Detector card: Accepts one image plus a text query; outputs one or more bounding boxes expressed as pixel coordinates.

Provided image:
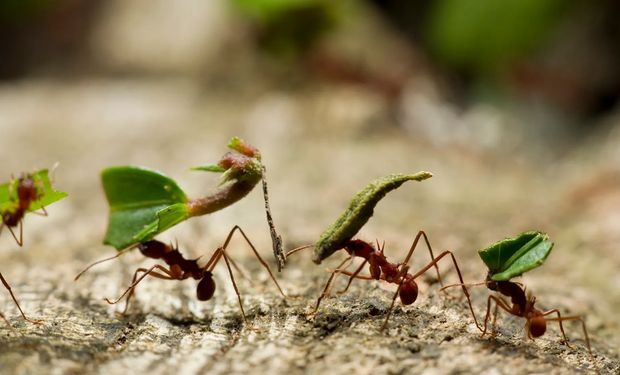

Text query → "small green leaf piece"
[0,169,67,213]
[191,165,227,173]
[478,231,554,281]
[102,166,188,250]
[313,172,433,264]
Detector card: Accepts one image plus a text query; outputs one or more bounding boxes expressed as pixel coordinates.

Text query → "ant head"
[529,315,547,338]
[137,240,169,259]
[2,209,22,226]
[399,277,418,305]
[485,273,498,291]
[197,272,216,301]
[345,240,374,258]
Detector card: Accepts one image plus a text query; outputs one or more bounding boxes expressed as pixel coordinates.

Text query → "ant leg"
[410,250,482,331]
[218,248,248,324]
[217,253,253,285]
[336,259,368,294]
[542,310,592,355]
[491,300,499,337]
[218,225,286,297]
[0,310,14,330]
[202,247,250,323]
[5,221,23,247]
[313,256,352,314]
[482,295,513,338]
[400,231,443,286]
[0,272,41,324]
[29,206,48,217]
[105,265,175,308]
[120,266,177,314]
[380,265,411,332]
[74,248,134,281]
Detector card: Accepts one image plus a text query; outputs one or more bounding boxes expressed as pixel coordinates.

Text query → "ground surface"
[0,78,619,374]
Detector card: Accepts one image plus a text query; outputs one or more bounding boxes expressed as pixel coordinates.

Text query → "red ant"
[442,276,594,364]
[287,231,481,331]
[0,173,47,247]
[76,226,286,323]
[1,173,47,327]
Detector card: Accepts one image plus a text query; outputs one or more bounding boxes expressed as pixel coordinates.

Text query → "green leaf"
[102,166,188,250]
[313,172,433,264]
[478,231,554,281]
[191,164,226,173]
[0,169,67,213]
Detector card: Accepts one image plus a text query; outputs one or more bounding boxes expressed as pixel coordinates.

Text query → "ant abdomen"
[530,316,547,337]
[399,278,418,305]
[197,273,216,301]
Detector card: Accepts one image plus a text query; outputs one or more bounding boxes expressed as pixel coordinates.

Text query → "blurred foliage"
[0,0,56,24]
[424,0,573,75]
[232,0,342,56]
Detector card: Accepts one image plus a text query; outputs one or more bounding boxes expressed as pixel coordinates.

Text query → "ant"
[1,173,48,327]
[76,226,286,323]
[0,173,47,247]
[442,276,594,364]
[287,230,481,331]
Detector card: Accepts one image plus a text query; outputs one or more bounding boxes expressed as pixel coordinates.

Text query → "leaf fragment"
[313,172,433,264]
[478,231,554,281]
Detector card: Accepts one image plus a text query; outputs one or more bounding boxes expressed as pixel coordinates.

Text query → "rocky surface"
[0,78,619,374]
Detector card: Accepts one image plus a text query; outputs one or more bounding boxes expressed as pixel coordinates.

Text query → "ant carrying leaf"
[442,231,596,369]
[83,226,285,322]
[479,231,553,282]
[0,167,67,326]
[287,172,481,330]
[77,137,286,318]
[98,136,284,269]
[0,169,68,246]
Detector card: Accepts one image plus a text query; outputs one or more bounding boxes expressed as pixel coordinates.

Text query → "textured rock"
[0,79,619,374]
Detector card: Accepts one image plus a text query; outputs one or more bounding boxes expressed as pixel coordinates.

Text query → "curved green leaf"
[102,166,188,250]
[313,172,433,264]
[0,169,67,213]
[478,231,553,281]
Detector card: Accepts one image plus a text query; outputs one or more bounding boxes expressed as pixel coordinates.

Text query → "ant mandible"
[480,277,592,356]
[0,173,47,247]
[287,230,481,331]
[76,225,286,323]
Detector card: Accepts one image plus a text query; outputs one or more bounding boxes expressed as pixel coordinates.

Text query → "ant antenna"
[440,280,490,292]
[285,244,314,258]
